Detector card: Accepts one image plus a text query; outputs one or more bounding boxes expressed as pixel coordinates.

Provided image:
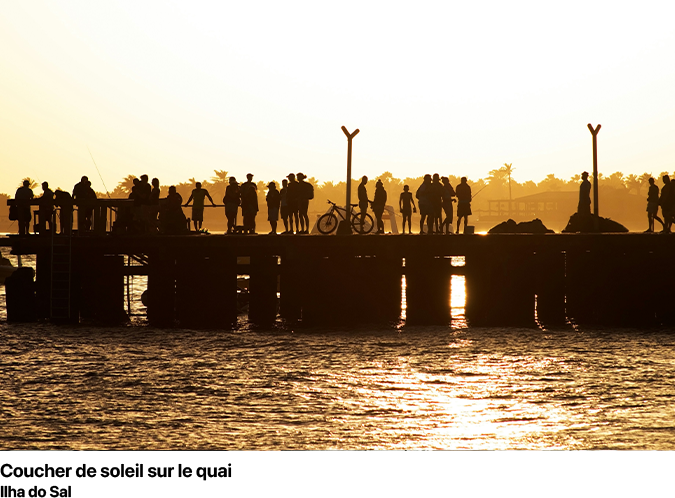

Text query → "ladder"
[50,214,72,321]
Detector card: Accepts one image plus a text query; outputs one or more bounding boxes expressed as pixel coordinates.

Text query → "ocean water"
[1,248,675,450]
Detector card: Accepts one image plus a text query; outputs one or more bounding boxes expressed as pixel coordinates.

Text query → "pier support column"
[176,252,237,329]
[35,250,51,319]
[405,254,451,325]
[80,254,127,324]
[147,250,176,327]
[248,255,279,326]
[5,267,37,323]
[466,249,535,327]
[300,252,350,326]
[279,250,305,322]
[534,250,566,327]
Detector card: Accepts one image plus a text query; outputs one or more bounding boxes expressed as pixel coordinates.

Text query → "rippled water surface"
[1,322,675,450]
[2,248,675,450]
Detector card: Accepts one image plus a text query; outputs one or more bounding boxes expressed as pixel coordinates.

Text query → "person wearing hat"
[296,172,314,234]
[266,181,281,234]
[286,173,300,234]
[578,171,591,216]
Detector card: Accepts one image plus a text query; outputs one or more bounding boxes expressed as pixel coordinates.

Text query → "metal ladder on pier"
[50,220,72,321]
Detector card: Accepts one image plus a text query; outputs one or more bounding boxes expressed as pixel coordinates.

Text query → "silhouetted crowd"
[16,170,675,236]
[10,172,477,236]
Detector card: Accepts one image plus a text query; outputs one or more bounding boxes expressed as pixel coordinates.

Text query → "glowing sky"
[1,0,674,194]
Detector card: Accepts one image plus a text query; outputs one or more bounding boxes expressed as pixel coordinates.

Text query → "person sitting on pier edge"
[185,181,215,232]
[659,175,674,234]
[223,177,240,234]
[266,181,281,234]
[372,179,387,234]
[279,179,290,233]
[161,185,188,234]
[54,189,73,235]
[38,181,54,235]
[286,173,300,234]
[296,173,313,234]
[441,177,456,234]
[399,185,416,235]
[240,173,258,234]
[15,179,34,236]
[357,176,371,234]
[646,177,664,233]
[577,171,591,215]
[416,174,432,234]
[455,177,472,234]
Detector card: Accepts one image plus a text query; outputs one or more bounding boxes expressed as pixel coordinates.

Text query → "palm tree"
[625,174,641,195]
[211,170,229,184]
[502,163,514,201]
[116,174,136,194]
[20,177,38,189]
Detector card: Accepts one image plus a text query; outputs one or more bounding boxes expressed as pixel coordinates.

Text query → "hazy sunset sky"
[1,0,674,194]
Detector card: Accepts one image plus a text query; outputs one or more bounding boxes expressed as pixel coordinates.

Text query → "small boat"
[0,256,17,285]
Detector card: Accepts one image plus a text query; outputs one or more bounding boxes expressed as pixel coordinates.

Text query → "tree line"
[10,166,674,214]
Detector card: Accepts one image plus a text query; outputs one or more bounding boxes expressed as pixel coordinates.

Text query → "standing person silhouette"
[38,181,54,234]
[416,174,432,234]
[72,175,89,233]
[185,181,215,232]
[399,185,416,234]
[286,173,300,234]
[430,174,445,233]
[578,171,591,215]
[15,179,34,236]
[279,179,290,233]
[240,173,258,234]
[357,176,371,234]
[660,175,674,233]
[223,177,240,234]
[82,180,97,231]
[266,181,281,234]
[149,178,161,233]
[440,177,456,234]
[455,177,472,234]
[646,177,664,233]
[296,173,313,234]
[372,179,387,234]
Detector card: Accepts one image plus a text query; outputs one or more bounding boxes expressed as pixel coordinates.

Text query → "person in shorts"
[399,185,416,234]
[185,182,215,232]
[266,181,281,234]
[455,177,472,234]
[646,177,663,233]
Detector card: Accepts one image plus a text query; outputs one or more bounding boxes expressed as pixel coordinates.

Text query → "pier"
[3,227,674,328]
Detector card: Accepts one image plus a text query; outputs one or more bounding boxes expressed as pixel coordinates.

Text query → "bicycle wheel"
[317,213,339,234]
[351,212,374,234]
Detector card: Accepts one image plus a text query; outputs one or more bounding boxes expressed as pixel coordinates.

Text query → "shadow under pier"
[3,233,674,329]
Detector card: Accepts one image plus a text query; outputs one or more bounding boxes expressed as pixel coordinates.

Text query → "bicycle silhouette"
[317,200,374,234]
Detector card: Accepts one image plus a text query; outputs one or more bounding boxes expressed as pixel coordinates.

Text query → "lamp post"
[338,126,359,235]
[587,123,601,217]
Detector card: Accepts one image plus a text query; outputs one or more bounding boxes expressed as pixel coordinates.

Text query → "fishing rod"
[471,184,488,200]
[87,146,111,199]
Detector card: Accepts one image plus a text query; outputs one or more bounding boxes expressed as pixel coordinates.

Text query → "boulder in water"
[562,213,628,233]
[488,218,554,234]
